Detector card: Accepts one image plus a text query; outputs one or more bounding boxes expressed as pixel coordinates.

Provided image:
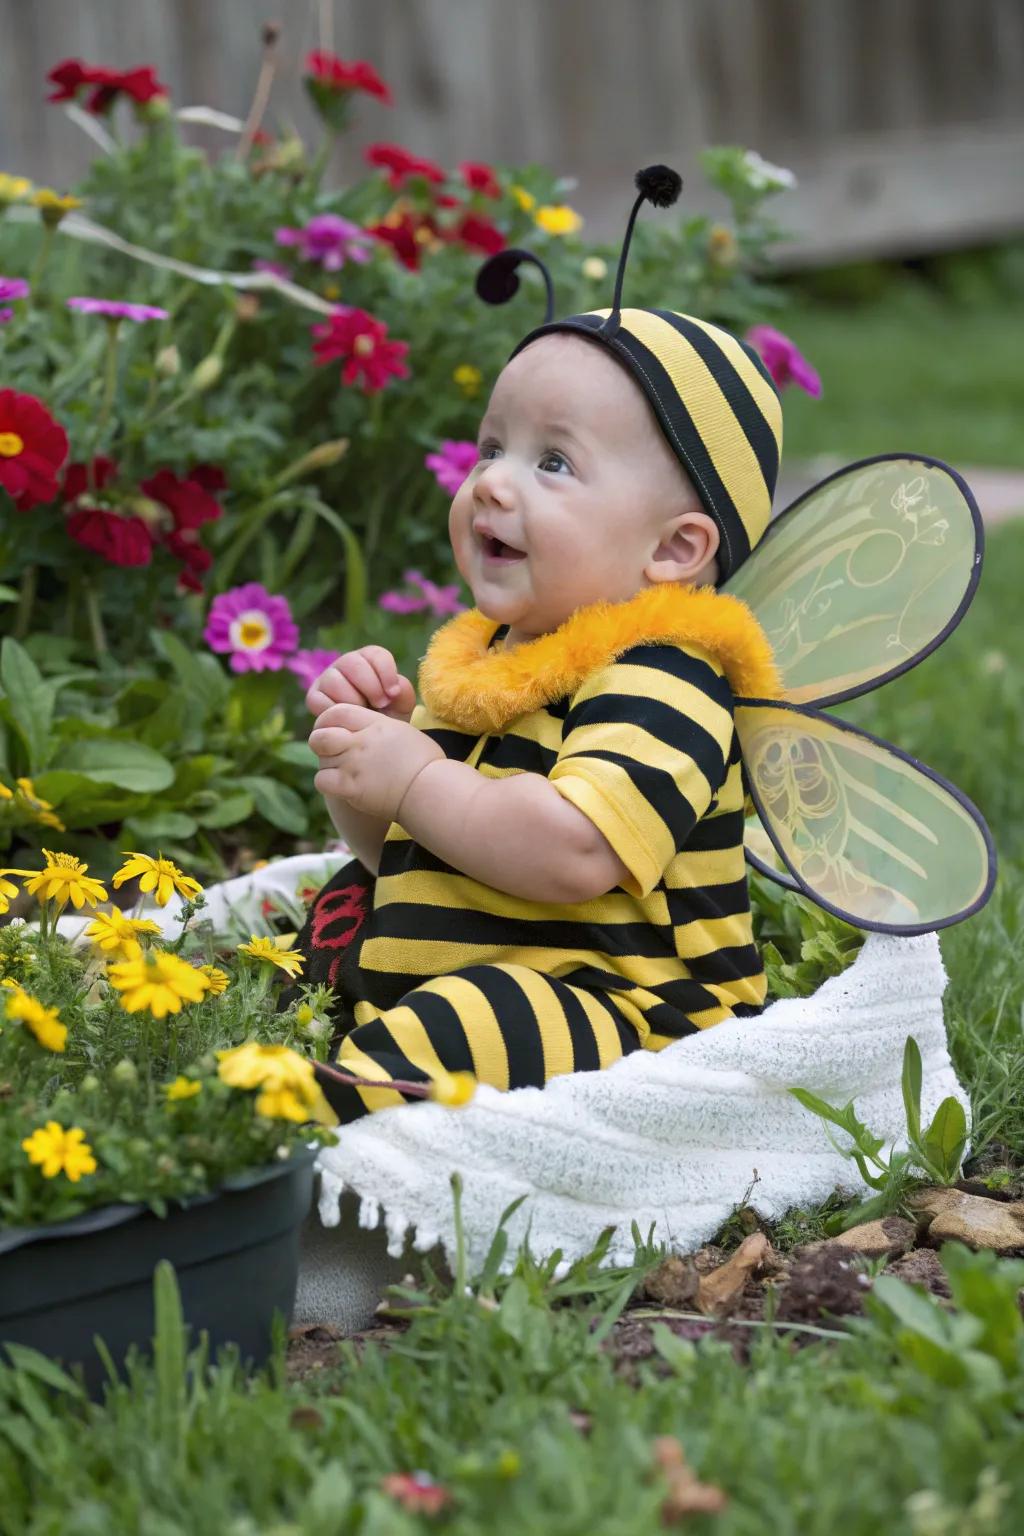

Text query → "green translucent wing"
[724,455,982,706]
[737,701,996,933]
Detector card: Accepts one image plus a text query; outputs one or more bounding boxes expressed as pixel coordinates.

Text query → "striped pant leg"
[319,963,646,1123]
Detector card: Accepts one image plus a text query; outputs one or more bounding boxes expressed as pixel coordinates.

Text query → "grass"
[777,272,1024,471]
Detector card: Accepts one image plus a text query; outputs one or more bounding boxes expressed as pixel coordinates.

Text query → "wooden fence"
[2,0,1023,262]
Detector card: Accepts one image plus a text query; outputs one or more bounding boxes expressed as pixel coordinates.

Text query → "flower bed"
[0,36,819,882]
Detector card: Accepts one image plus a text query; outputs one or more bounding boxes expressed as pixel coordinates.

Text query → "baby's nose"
[473,460,515,506]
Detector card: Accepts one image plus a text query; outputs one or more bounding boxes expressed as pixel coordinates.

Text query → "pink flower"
[67,297,169,323]
[311,306,410,394]
[203,583,299,673]
[379,569,465,618]
[380,1472,451,1516]
[0,278,29,302]
[274,214,376,273]
[745,325,822,398]
[425,440,479,497]
[0,309,12,325]
[285,648,341,690]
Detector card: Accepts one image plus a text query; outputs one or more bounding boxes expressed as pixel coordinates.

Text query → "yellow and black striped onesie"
[314,584,781,1121]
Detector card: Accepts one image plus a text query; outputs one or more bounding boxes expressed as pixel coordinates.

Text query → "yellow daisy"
[24,850,107,913]
[534,204,583,236]
[112,852,203,907]
[510,184,536,212]
[31,188,83,226]
[0,174,32,203]
[453,363,483,399]
[0,782,12,799]
[22,1122,97,1182]
[199,964,230,996]
[84,909,163,957]
[217,1041,336,1126]
[5,988,67,1052]
[107,948,208,1019]
[15,778,66,832]
[237,935,304,979]
[165,1075,202,1102]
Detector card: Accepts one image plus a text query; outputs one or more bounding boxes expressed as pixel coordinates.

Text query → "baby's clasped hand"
[309,703,445,823]
[305,646,417,721]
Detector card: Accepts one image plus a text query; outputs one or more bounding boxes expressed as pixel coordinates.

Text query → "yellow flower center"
[353,334,375,357]
[228,611,271,651]
[0,433,24,458]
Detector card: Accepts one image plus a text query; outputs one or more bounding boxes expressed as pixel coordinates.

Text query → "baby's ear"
[646,511,720,584]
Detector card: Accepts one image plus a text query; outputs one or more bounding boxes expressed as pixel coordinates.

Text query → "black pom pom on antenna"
[634,164,682,209]
[475,249,527,306]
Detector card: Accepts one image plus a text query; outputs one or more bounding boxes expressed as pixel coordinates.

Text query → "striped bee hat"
[476,166,783,581]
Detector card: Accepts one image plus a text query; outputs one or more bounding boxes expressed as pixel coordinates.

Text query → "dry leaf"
[643,1256,700,1309]
[652,1438,728,1523]
[696,1232,773,1315]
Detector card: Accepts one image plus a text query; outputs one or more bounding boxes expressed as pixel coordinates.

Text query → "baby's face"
[449,334,712,647]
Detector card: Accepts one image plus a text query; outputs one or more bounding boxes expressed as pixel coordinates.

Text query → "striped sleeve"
[409,702,480,763]
[548,642,735,899]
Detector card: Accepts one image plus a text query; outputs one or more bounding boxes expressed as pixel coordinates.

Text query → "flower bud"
[581,255,607,282]
[80,1073,101,1094]
[235,293,261,322]
[155,344,181,377]
[112,1057,138,1087]
[123,494,168,533]
[190,355,223,393]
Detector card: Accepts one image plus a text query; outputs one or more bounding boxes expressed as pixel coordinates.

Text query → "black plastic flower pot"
[0,1151,315,1395]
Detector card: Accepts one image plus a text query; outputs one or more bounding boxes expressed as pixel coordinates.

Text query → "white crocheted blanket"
[57,853,964,1275]
[315,929,966,1274]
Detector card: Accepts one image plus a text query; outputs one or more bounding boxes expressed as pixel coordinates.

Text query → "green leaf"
[238,775,308,834]
[274,740,317,771]
[302,1463,353,1532]
[124,811,198,841]
[0,1344,83,1398]
[194,790,254,829]
[0,638,53,770]
[60,739,176,794]
[151,629,229,718]
[650,1322,698,1375]
[901,1037,923,1145]
[871,1275,977,1351]
[919,1098,968,1183]
[0,584,19,603]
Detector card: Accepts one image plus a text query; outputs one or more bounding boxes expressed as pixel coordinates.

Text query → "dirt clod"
[775,1244,870,1324]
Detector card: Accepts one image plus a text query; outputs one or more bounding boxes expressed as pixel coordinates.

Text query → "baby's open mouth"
[481,534,527,562]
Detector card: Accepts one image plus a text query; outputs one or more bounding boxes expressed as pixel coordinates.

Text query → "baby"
[300,170,783,1120]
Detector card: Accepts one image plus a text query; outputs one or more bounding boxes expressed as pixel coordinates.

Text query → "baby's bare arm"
[397,761,629,903]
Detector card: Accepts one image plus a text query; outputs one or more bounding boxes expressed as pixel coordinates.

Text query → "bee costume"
[295,166,996,1123]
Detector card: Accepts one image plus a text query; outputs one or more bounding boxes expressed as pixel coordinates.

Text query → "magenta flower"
[203,582,300,673]
[745,325,822,397]
[425,440,479,498]
[0,277,29,302]
[67,297,170,323]
[0,309,12,325]
[379,569,465,618]
[285,648,342,690]
[275,215,376,272]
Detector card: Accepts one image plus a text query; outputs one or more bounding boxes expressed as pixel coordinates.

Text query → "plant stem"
[90,320,122,466]
[29,227,54,296]
[83,579,108,660]
[12,564,37,640]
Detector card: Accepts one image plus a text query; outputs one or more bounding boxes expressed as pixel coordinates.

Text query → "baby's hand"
[306,647,417,722]
[309,703,444,823]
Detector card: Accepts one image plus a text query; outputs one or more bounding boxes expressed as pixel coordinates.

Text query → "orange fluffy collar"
[418,583,782,734]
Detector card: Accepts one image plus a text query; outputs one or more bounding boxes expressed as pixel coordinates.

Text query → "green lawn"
[778,281,1024,472]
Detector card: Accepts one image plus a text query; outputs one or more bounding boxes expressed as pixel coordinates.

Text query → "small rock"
[910,1188,1024,1253]
[886,1248,953,1299]
[825,1216,915,1258]
[697,1232,773,1315]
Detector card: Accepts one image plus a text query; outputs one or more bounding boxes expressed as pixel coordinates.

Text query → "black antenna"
[475,248,555,324]
[599,164,683,337]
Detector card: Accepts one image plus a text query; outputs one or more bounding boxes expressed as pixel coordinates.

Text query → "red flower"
[453,212,507,256]
[62,455,119,503]
[460,161,501,198]
[0,389,69,511]
[66,508,153,567]
[311,308,410,394]
[141,468,224,533]
[364,143,446,189]
[47,58,168,114]
[305,50,392,102]
[380,1473,451,1517]
[365,209,442,272]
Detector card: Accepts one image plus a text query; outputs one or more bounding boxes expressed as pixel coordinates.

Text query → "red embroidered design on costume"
[310,882,370,985]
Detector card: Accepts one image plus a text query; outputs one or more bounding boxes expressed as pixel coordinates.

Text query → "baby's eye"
[477,442,501,461]
[539,451,571,474]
